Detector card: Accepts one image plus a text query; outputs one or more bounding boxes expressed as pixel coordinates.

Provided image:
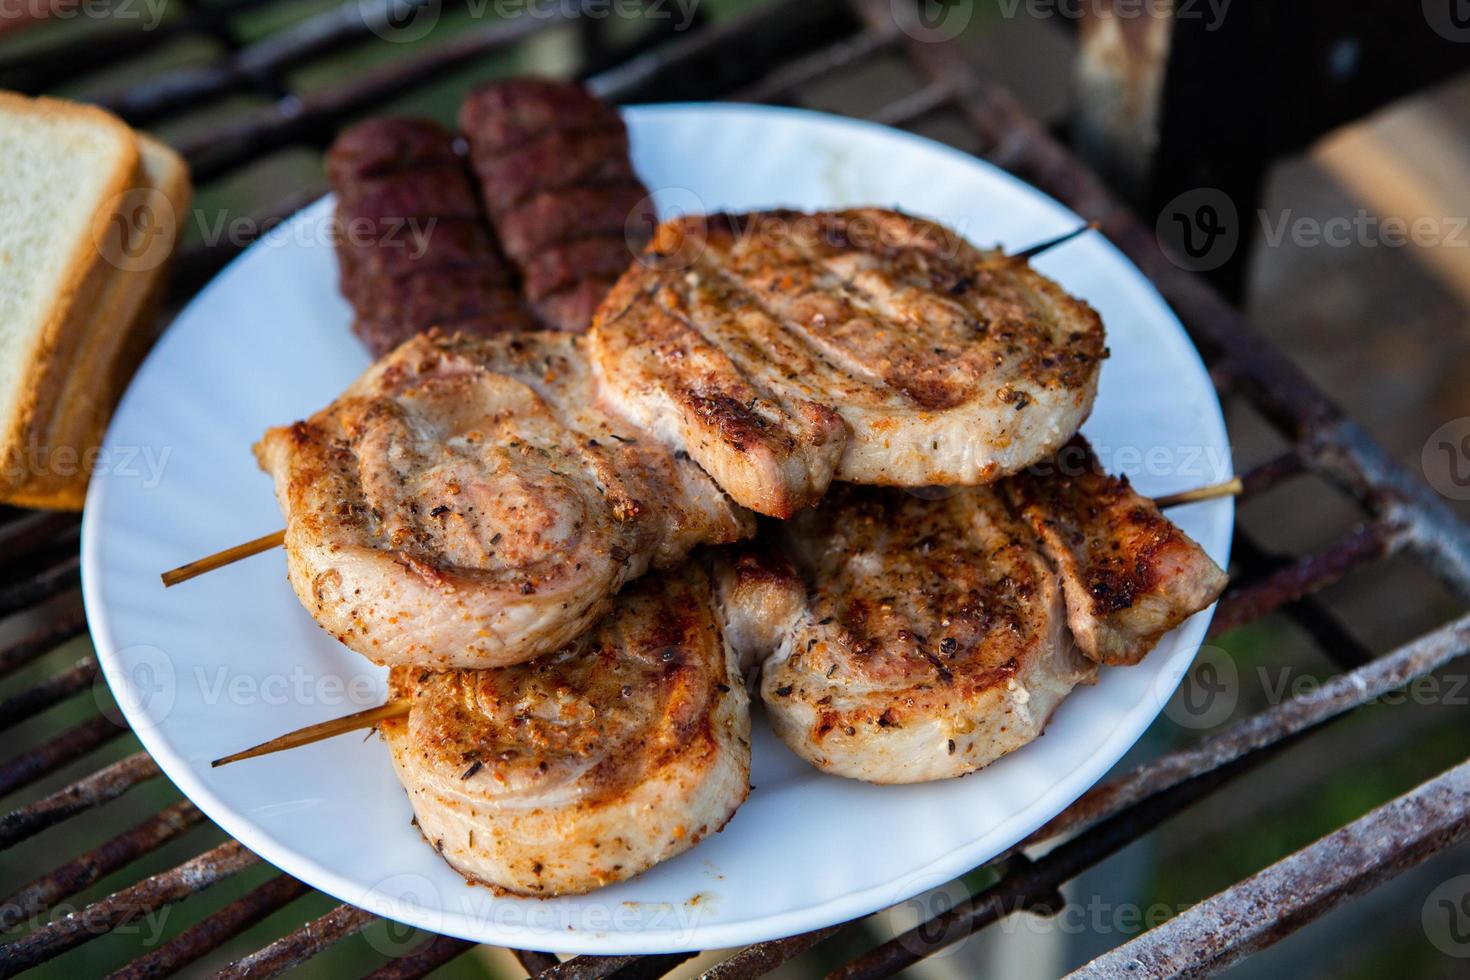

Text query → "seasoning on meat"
[590,208,1108,517]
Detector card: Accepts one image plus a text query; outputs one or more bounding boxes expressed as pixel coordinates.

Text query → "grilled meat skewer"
[718,437,1226,783]
[255,330,752,669]
[381,562,750,896]
[590,209,1107,517]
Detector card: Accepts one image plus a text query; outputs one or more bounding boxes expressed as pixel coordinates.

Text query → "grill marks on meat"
[254,331,752,669]
[460,80,655,332]
[590,209,1107,517]
[326,118,534,356]
[381,564,750,896]
[718,487,1095,784]
[715,444,1226,783]
[1005,436,1230,665]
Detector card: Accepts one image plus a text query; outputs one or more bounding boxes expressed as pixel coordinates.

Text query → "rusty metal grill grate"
[3,0,1470,976]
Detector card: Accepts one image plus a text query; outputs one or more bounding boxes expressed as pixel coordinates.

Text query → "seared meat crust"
[590,209,1107,517]
[326,118,535,356]
[1005,436,1229,665]
[255,331,752,669]
[720,486,1096,784]
[459,80,654,332]
[382,564,750,896]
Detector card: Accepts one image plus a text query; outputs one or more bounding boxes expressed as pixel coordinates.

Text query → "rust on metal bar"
[100,0,475,125]
[0,839,258,976]
[363,934,478,979]
[0,714,128,800]
[1069,759,1470,978]
[0,602,86,677]
[0,752,161,849]
[107,873,311,980]
[0,800,202,930]
[0,657,98,733]
[699,926,844,979]
[1028,613,1470,850]
[1238,450,1307,499]
[216,903,378,979]
[513,948,561,975]
[177,13,571,182]
[1208,521,1393,637]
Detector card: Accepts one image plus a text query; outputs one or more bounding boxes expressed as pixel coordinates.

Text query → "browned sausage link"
[326,117,534,356]
[459,80,656,332]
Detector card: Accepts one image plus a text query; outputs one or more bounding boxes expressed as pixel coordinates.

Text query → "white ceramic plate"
[82,104,1232,955]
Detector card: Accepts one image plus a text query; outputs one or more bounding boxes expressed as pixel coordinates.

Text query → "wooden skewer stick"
[161,529,285,587]
[1010,220,1101,261]
[211,699,411,768]
[1153,477,1243,509]
[164,471,1242,588]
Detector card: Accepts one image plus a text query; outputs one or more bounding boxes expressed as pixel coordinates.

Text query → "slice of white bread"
[0,94,190,510]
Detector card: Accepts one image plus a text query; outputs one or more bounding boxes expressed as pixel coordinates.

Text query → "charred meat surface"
[590,209,1107,517]
[327,117,534,356]
[718,486,1094,784]
[255,330,752,669]
[460,80,654,331]
[382,563,750,896]
[1006,436,1230,665]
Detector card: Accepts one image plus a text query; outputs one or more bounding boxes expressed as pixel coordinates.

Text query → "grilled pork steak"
[326,118,534,356]
[590,208,1107,517]
[1006,436,1230,665]
[382,563,750,896]
[717,445,1226,783]
[719,488,1095,784]
[255,331,752,669]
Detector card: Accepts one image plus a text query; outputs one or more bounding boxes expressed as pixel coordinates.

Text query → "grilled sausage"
[326,117,534,356]
[459,80,655,332]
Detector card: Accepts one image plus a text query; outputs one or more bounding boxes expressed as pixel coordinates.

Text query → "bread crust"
[0,94,142,505]
[0,99,187,510]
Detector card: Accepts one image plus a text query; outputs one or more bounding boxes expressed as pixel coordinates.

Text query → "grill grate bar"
[1068,758,1470,978]
[217,903,378,979]
[106,872,310,980]
[175,11,573,182]
[0,552,81,620]
[514,948,562,975]
[0,800,203,931]
[731,27,897,105]
[0,0,282,93]
[99,0,466,126]
[0,512,80,562]
[0,839,258,977]
[363,934,478,979]
[1208,521,1393,637]
[0,602,87,677]
[0,714,128,800]
[0,656,99,733]
[0,752,161,849]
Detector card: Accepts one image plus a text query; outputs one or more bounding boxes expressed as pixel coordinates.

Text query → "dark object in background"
[460,79,656,331]
[326,117,534,356]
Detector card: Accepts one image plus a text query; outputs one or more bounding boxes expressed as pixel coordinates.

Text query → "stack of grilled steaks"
[267,79,1228,896]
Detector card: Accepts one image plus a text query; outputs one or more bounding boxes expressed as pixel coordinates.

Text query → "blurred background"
[4,1,1470,976]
